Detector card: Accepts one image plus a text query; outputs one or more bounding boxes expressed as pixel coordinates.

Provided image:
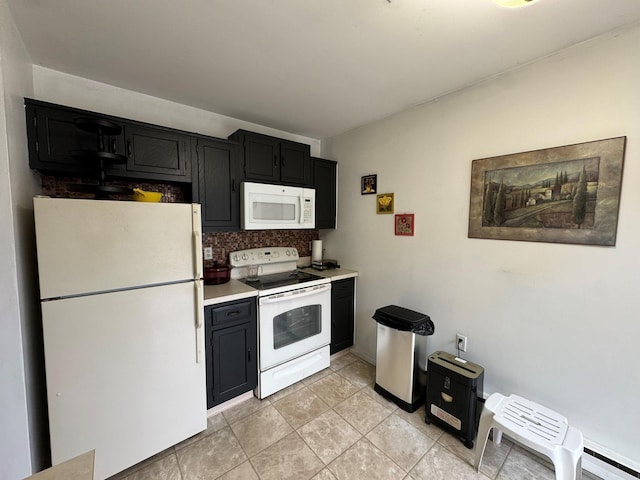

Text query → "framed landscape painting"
[468,137,626,246]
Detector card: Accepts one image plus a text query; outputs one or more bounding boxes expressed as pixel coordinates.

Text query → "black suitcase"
[424,351,484,448]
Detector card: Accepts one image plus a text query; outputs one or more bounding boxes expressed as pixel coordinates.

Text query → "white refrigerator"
[33,197,207,480]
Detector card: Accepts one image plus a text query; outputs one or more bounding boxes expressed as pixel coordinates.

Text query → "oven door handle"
[259,283,331,305]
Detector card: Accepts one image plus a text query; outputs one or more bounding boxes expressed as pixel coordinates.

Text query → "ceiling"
[6,0,640,139]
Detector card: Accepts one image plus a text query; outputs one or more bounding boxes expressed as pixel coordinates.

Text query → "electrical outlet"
[456,333,468,353]
[203,247,213,260]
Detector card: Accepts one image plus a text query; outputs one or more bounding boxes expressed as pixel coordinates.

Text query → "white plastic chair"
[474,393,583,480]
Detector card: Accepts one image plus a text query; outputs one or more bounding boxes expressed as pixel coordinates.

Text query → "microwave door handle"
[259,284,331,305]
[299,194,304,225]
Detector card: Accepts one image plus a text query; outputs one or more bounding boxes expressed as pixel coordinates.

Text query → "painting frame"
[395,214,415,236]
[468,136,626,246]
[376,193,394,214]
[361,174,377,195]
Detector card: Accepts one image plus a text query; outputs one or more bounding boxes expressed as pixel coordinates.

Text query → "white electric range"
[229,247,331,398]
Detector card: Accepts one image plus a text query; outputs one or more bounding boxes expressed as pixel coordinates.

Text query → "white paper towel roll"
[311,240,323,262]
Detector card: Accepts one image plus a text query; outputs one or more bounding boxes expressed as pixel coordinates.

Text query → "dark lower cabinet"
[193,137,241,231]
[313,157,337,229]
[330,278,355,354]
[205,298,257,408]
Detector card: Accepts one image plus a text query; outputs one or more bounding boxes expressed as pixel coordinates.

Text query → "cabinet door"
[26,101,125,176]
[243,134,280,183]
[210,322,257,407]
[331,278,355,354]
[313,158,337,229]
[122,124,191,181]
[280,141,312,186]
[229,130,312,186]
[196,138,241,231]
[205,299,257,408]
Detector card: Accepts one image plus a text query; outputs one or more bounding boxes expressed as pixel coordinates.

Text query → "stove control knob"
[233,254,239,262]
[242,254,248,261]
[285,250,291,256]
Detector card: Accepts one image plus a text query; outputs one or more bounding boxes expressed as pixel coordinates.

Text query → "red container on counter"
[204,262,231,285]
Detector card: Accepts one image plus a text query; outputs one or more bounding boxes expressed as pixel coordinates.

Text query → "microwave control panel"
[303,198,313,223]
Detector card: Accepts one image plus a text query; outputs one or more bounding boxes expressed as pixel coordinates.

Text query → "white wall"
[322,24,640,468]
[32,67,321,156]
[0,0,43,477]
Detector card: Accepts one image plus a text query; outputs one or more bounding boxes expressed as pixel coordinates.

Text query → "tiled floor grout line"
[252,362,419,480]
[240,363,364,479]
[298,362,410,478]
[174,450,185,480]
[490,442,513,480]
[250,371,365,479]
[113,354,594,480]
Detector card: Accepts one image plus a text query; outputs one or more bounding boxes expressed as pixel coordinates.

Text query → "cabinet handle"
[282,157,286,167]
[274,155,278,166]
[112,139,117,153]
[127,140,132,157]
[232,179,235,192]
[248,349,251,362]
[226,310,241,318]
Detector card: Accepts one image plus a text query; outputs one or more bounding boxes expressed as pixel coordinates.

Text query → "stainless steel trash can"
[373,305,434,412]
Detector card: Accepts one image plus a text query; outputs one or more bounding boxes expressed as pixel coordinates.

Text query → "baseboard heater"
[477,391,639,479]
[583,447,639,479]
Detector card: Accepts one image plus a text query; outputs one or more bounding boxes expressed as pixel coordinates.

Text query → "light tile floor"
[109,352,599,480]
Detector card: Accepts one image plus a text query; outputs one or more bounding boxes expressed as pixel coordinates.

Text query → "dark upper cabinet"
[25,98,191,182]
[205,299,257,408]
[331,277,355,355]
[26,100,126,176]
[120,124,190,181]
[229,129,313,187]
[280,141,313,185]
[193,137,241,231]
[242,133,280,182]
[313,157,337,229]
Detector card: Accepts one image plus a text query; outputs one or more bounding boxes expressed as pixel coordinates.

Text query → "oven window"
[273,305,322,349]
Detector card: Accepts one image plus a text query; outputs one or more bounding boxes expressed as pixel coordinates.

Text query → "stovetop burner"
[229,246,331,295]
[239,270,324,291]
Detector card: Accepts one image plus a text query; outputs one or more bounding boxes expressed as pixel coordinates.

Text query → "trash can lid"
[373,305,434,336]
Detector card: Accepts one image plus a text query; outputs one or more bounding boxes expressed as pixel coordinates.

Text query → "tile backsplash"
[203,230,319,266]
[41,175,187,203]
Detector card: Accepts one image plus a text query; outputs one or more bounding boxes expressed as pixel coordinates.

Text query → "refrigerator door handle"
[195,280,204,363]
[192,204,203,279]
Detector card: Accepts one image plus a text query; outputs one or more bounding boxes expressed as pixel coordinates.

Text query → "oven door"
[258,283,331,370]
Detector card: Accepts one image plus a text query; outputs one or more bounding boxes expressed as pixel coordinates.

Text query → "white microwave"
[241,182,315,230]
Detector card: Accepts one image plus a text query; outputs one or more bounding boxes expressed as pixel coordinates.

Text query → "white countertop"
[27,450,94,480]
[203,268,358,305]
[300,267,359,282]
[203,279,259,306]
